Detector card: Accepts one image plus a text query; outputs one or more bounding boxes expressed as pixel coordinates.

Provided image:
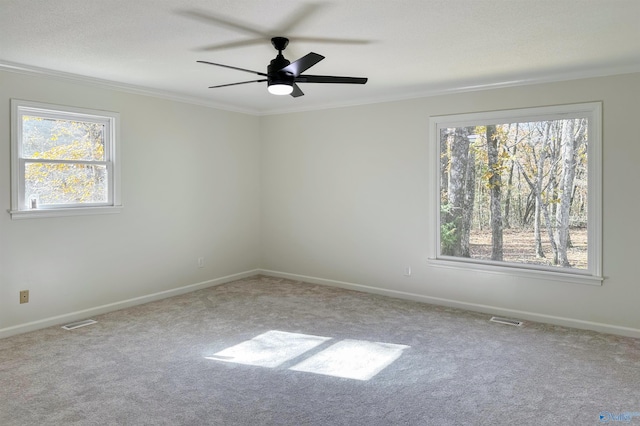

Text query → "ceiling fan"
[197,36,368,98]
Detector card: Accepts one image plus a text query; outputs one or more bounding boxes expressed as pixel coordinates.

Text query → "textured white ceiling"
[1,0,639,114]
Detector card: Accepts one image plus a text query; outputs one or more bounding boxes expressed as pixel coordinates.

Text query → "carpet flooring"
[1,275,639,425]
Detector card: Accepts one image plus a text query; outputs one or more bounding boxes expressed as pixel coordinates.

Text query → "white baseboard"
[4,268,638,340]
[258,269,640,339]
[0,269,260,340]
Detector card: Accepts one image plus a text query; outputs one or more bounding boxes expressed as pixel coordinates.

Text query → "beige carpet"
[1,275,639,425]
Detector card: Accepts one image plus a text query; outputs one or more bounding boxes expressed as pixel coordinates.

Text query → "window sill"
[8,205,123,220]
[427,257,603,286]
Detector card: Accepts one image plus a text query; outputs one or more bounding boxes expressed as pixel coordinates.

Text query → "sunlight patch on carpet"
[290,339,409,380]
[205,330,330,368]
[206,330,410,381]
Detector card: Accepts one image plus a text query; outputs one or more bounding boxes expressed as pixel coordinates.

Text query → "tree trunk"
[534,192,545,258]
[503,123,518,229]
[440,129,449,197]
[518,122,552,259]
[542,195,559,264]
[503,154,515,229]
[486,125,503,261]
[554,119,585,267]
[443,127,474,257]
[461,144,476,257]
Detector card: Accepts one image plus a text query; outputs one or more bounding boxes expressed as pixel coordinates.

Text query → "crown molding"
[259,63,640,115]
[3,59,640,117]
[0,60,260,115]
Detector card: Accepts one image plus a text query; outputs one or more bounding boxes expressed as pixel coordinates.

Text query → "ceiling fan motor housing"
[267,54,294,87]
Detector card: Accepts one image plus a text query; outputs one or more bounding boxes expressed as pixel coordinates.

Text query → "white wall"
[0,70,262,336]
[261,72,640,337]
[3,69,640,339]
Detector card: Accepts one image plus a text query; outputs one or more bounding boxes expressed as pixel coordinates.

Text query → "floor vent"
[490,316,523,327]
[62,319,97,330]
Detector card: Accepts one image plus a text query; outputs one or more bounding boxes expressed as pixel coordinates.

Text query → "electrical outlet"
[20,290,29,304]
[197,257,205,268]
[403,266,412,277]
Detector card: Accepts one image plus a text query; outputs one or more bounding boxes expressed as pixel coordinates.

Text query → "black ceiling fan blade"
[178,10,267,37]
[290,83,304,98]
[179,7,372,56]
[197,60,268,77]
[195,35,371,53]
[289,36,372,46]
[280,53,325,77]
[208,79,267,89]
[197,38,268,52]
[295,75,368,84]
[278,3,323,34]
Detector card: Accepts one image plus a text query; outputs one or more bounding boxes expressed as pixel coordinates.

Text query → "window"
[429,103,602,285]
[10,99,121,219]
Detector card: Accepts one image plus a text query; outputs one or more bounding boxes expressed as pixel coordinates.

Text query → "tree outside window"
[10,100,121,219]
[430,103,602,284]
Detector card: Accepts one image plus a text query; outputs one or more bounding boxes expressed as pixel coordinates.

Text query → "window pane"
[25,163,108,206]
[439,119,589,271]
[21,116,105,161]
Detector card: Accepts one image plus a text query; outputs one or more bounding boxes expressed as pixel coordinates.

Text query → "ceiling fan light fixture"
[267,82,294,96]
[199,36,367,99]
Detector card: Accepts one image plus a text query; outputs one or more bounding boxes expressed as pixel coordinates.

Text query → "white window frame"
[428,102,603,285]
[9,99,122,219]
